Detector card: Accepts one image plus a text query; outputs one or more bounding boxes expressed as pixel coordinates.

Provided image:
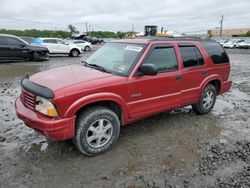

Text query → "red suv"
[15,38,232,156]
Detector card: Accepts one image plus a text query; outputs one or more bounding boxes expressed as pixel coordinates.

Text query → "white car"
[238,40,250,49]
[32,38,83,57]
[71,40,92,51]
[217,39,229,46]
[223,39,245,48]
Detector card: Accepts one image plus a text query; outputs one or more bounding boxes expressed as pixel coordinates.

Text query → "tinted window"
[6,37,23,46]
[43,39,57,44]
[144,46,178,72]
[201,41,229,64]
[180,46,204,68]
[0,36,6,45]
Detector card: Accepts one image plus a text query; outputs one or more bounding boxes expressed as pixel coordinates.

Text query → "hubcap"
[72,50,78,56]
[86,119,113,148]
[202,90,214,109]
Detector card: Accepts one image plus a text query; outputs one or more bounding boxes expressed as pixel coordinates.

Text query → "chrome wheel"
[86,119,113,148]
[85,46,90,51]
[202,90,215,109]
[71,50,79,57]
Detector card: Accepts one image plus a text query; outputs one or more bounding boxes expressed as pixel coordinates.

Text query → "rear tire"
[73,107,120,156]
[84,46,90,51]
[192,84,217,115]
[70,49,79,57]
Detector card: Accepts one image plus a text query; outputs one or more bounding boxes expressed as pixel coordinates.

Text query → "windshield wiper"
[82,61,111,73]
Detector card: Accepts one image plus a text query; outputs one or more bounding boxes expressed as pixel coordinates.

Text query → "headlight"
[35,96,59,117]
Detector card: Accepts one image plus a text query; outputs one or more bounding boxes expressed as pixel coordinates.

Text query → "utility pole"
[219,15,224,38]
[85,22,88,34]
[132,24,134,33]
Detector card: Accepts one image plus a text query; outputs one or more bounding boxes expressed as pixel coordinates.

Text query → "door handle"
[175,75,182,81]
[202,71,208,75]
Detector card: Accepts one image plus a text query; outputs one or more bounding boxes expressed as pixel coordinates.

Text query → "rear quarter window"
[201,41,229,64]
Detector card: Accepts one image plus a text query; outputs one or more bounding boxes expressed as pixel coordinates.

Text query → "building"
[208,28,250,37]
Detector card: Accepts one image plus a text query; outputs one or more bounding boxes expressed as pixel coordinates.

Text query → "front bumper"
[15,97,76,141]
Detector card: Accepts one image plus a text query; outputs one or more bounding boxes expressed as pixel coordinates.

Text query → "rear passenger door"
[43,39,58,53]
[0,36,28,60]
[0,36,8,60]
[178,44,207,105]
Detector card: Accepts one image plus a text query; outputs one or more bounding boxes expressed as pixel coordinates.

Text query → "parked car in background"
[0,34,49,62]
[73,35,102,44]
[15,38,232,156]
[238,40,250,49]
[32,38,83,57]
[223,39,245,48]
[82,36,100,44]
[217,39,229,47]
[71,40,92,51]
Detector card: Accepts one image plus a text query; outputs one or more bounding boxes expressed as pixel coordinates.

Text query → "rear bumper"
[15,97,75,141]
[220,80,232,95]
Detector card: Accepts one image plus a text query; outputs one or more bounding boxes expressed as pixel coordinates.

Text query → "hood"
[27,45,49,52]
[29,64,113,91]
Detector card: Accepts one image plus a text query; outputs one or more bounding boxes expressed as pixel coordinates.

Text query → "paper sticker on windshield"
[125,46,142,52]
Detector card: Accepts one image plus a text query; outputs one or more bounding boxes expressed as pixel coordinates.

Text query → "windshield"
[85,43,145,76]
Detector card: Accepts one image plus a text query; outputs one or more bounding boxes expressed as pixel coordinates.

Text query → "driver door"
[56,39,69,53]
[127,44,182,119]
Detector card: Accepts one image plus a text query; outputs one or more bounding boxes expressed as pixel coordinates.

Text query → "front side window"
[85,43,145,76]
[43,39,57,44]
[179,46,204,68]
[57,39,66,45]
[144,46,178,72]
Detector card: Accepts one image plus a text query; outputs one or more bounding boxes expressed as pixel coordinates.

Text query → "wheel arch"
[200,75,222,95]
[70,48,80,54]
[64,93,128,125]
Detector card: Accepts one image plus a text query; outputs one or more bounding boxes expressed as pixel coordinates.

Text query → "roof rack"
[142,36,212,42]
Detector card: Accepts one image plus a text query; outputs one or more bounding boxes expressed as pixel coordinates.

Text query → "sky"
[0,0,250,34]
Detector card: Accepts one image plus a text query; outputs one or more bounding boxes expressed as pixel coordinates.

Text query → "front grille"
[22,89,36,110]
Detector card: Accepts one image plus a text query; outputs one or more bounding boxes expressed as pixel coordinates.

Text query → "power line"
[0,15,67,25]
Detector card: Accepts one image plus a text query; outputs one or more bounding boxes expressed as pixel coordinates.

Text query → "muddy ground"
[0,46,249,188]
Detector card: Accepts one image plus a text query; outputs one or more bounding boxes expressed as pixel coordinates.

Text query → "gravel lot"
[0,46,249,188]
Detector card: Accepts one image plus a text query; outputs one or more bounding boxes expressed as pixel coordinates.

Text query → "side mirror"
[138,64,158,76]
[19,43,26,48]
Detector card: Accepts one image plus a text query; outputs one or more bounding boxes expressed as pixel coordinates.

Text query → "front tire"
[73,107,120,156]
[70,49,80,57]
[193,84,217,115]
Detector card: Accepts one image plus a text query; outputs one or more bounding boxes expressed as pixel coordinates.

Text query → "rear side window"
[144,46,178,73]
[201,41,229,64]
[4,37,22,46]
[0,36,7,45]
[179,46,204,68]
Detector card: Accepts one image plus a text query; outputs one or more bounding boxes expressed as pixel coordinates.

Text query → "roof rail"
[142,36,213,42]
